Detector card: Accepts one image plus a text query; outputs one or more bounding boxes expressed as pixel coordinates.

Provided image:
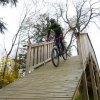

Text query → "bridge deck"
[0,56,83,100]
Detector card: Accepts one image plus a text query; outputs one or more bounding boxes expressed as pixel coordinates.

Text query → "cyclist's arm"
[47,25,52,39]
[47,30,50,39]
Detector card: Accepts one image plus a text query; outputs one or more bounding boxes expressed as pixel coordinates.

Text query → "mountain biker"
[47,18,65,53]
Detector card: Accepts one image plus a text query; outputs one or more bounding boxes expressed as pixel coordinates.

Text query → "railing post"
[89,55,98,100]
[82,71,89,100]
[43,43,46,64]
[30,47,33,68]
[92,60,100,99]
[26,46,31,75]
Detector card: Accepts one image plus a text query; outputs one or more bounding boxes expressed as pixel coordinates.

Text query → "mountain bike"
[51,37,67,67]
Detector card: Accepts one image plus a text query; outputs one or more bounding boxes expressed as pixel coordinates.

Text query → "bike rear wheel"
[51,47,59,67]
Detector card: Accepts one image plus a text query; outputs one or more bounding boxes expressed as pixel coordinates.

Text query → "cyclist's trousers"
[55,39,64,52]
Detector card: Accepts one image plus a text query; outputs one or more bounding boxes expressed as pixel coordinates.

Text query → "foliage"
[74,92,82,100]
[32,14,50,42]
[0,71,16,88]
[20,13,50,44]
[0,0,18,33]
[0,0,17,6]
[0,57,19,88]
[74,86,83,100]
[0,19,7,33]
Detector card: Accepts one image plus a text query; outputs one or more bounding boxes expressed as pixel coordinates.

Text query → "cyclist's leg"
[60,39,65,52]
[55,39,60,54]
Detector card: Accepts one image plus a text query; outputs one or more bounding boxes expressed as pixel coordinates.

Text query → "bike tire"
[51,47,59,67]
[62,47,67,60]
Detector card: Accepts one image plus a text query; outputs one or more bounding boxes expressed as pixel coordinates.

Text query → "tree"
[0,0,18,33]
[32,14,50,43]
[0,0,17,5]
[2,0,42,78]
[2,13,27,78]
[59,0,100,53]
[0,19,7,33]
[20,13,50,44]
[60,0,100,34]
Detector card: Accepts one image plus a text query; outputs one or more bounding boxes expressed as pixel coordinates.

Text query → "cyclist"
[47,18,65,54]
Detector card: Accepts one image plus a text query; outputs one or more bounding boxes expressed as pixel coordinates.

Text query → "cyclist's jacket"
[47,22,63,38]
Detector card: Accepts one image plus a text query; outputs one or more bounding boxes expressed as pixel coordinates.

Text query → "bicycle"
[51,37,67,67]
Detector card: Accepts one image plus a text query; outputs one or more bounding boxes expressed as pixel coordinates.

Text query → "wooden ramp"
[0,56,83,100]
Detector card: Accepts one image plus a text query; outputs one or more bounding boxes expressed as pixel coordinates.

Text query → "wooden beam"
[92,61,100,100]
[82,71,89,100]
[89,57,98,100]
[26,46,31,74]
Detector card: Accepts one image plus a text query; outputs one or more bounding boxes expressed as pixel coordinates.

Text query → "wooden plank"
[42,45,45,61]
[40,46,42,62]
[92,61,100,99]
[32,47,35,66]
[0,98,71,100]
[30,47,33,67]
[0,56,83,100]
[34,47,37,65]
[36,46,39,64]
[49,44,51,58]
[89,57,98,100]
[47,44,49,59]
[29,58,51,70]
[28,41,54,47]
[26,41,54,73]
[82,71,89,100]
[26,46,31,74]
[78,33,99,69]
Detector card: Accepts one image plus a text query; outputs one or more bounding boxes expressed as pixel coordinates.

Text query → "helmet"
[50,18,55,23]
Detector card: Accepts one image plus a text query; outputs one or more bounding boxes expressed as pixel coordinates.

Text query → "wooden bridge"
[0,33,100,100]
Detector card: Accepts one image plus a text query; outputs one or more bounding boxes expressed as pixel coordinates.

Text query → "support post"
[89,56,98,100]
[93,61,100,100]
[26,46,31,75]
[82,71,89,100]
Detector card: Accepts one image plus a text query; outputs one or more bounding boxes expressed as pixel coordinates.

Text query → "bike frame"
[53,37,63,56]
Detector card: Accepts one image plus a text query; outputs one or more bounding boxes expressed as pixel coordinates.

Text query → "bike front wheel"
[51,47,59,67]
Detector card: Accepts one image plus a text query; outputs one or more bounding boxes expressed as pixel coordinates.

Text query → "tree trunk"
[66,33,74,53]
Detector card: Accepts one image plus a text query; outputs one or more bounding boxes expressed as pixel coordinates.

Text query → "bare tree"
[2,0,39,78]
[61,0,100,34]
[0,19,7,33]
[58,0,100,53]
[2,13,27,78]
[20,13,50,44]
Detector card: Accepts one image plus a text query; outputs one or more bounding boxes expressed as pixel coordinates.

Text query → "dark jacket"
[47,22,63,38]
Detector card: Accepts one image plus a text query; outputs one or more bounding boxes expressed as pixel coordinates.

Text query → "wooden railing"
[77,33,99,69]
[25,41,54,74]
[76,33,100,100]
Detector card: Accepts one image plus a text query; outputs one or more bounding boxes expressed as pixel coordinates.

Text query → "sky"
[0,0,100,68]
